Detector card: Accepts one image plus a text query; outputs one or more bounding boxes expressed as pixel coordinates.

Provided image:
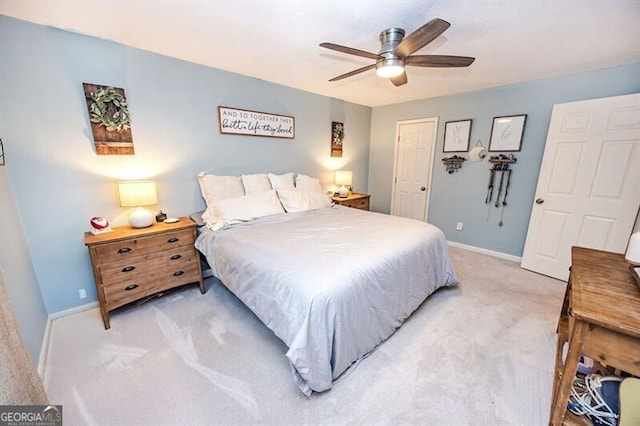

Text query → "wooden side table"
[84,217,205,329]
[332,193,370,211]
[549,246,640,425]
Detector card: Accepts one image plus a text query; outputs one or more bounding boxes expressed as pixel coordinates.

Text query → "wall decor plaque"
[217,106,295,139]
[331,121,344,157]
[83,83,134,155]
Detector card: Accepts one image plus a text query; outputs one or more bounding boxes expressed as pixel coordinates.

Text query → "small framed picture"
[489,114,527,152]
[443,119,472,153]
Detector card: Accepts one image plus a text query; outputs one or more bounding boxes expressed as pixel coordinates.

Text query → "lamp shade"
[335,170,353,186]
[117,181,158,207]
[117,181,158,228]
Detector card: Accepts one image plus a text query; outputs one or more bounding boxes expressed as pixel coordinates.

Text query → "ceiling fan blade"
[393,18,450,57]
[405,55,475,67]
[319,42,381,60]
[390,72,408,87]
[328,64,376,82]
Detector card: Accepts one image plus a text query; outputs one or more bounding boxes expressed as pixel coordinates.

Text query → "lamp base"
[129,207,154,228]
[625,232,640,265]
[338,185,349,198]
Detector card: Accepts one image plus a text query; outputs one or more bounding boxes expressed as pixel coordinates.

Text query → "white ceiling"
[2,0,639,107]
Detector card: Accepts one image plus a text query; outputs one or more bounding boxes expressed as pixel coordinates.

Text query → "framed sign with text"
[217,106,295,139]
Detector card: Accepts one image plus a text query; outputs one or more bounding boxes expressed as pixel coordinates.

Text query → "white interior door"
[390,117,438,221]
[521,93,640,281]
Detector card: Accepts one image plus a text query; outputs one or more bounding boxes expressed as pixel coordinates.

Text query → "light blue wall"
[0,168,48,362]
[370,63,640,257]
[0,15,371,314]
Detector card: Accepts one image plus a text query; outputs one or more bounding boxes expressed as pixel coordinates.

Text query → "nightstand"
[84,217,205,329]
[332,193,370,211]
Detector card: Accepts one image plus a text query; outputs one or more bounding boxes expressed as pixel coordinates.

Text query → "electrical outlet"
[78,289,87,299]
[456,222,464,231]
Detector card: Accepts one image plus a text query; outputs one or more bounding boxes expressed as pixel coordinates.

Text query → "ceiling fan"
[319,18,475,87]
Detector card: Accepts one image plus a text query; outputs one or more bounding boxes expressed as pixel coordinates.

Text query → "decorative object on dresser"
[84,217,205,330]
[331,121,344,157]
[332,192,370,211]
[82,83,134,155]
[89,216,112,235]
[334,170,352,198]
[117,181,158,228]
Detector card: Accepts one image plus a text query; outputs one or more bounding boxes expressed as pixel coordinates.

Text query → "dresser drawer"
[94,229,193,264]
[103,262,201,309]
[342,198,369,210]
[100,246,198,286]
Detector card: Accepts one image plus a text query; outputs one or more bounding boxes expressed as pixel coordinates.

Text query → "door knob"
[420,186,426,191]
[535,198,544,204]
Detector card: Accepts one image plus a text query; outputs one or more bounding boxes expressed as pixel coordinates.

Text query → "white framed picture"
[443,119,472,153]
[489,114,527,152]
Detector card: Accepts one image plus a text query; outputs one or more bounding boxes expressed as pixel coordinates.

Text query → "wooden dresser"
[549,246,640,425]
[332,193,370,211]
[84,217,205,329]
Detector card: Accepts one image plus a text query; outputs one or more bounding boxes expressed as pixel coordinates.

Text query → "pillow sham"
[203,189,285,230]
[197,172,245,206]
[295,174,323,192]
[268,172,295,190]
[241,173,272,195]
[276,187,333,213]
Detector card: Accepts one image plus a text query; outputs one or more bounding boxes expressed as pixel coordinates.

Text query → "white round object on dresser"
[128,207,154,228]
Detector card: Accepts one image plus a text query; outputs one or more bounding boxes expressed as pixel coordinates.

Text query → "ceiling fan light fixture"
[376,58,404,78]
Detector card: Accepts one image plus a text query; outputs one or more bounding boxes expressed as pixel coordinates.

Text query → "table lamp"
[335,170,352,198]
[117,181,158,228]
[626,231,640,265]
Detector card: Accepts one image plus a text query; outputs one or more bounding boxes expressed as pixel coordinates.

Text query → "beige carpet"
[43,246,565,425]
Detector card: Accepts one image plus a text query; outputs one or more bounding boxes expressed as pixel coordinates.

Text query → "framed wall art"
[443,119,472,153]
[218,106,295,139]
[83,83,134,155]
[331,121,344,157]
[489,114,527,152]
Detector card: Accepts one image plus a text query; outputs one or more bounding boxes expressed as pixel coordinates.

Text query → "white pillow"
[203,190,285,230]
[241,173,272,195]
[295,174,322,192]
[276,187,333,213]
[197,172,245,206]
[268,172,295,190]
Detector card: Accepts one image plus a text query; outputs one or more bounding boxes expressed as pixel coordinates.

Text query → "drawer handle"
[167,237,179,243]
[121,266,136,273]
[170,254,182,260]
[173,270,184,277]
[124,284,138,291]
[117,247,132,254]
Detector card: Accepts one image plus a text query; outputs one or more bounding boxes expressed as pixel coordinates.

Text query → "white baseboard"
[48,301,99,321]
[447,240,522,263]
[37,316,51,378]
[38,301,99,379]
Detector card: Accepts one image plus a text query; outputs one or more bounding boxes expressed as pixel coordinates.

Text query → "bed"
[194,176,458,395]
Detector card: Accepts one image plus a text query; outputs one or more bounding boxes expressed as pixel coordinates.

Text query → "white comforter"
[195,206,458,395]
